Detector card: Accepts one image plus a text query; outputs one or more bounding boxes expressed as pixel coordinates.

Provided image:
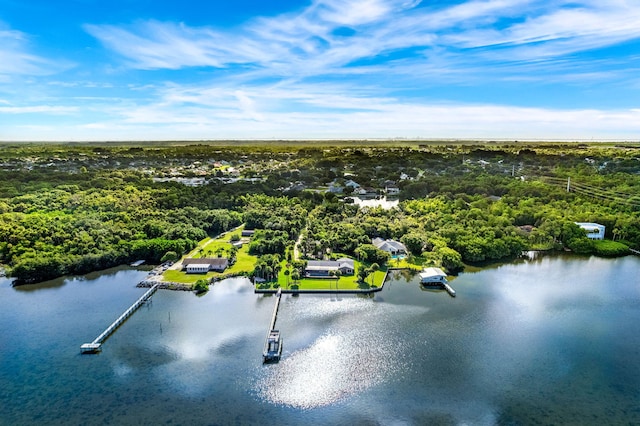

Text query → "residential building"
[575,222,606,240]
[182,258,229,273]
[305,258,355,277]
[385,185,400,195]
[372,238,407,255]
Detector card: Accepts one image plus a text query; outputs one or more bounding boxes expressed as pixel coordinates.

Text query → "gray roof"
[306,258,354,270]
[182,258,228,267]
[372,238,407,253]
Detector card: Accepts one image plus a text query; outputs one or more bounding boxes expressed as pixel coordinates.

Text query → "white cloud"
[0,25,71,77]
[4,1,640,141]
[82,0,640,90]
[5,79,637,141]
[0,105,78,114]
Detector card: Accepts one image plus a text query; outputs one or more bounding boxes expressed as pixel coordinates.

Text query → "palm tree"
[370,263,379,286]
[334,269,342,290]
[284,269,291,288]
[264,265,273,281]
[291,269,300,285]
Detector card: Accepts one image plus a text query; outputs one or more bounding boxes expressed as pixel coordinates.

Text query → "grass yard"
[161,227,258,285]
[387,255,427,270]
[267,258,387,291]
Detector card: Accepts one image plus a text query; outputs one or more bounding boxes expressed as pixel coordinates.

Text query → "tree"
[357,265,369,283]
[194,278,209,294]
[354,244,390,265]
[229,246,238,264]
[161,251,178,263]
[334,269,342,289]
[437,247,464,273]
[369,263,379,285]
[401,233,426,255]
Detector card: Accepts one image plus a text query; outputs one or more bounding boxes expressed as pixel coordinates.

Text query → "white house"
[575,222,605,240]
[385,186,400,195]
[419,267,448,284]
[372,238,407,255]
[182,258,229,273]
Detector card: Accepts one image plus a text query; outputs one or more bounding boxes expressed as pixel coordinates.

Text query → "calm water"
[1,255,639,425]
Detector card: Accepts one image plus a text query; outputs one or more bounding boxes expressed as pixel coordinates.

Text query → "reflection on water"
[0,257,639,424]
[256,298,421,409]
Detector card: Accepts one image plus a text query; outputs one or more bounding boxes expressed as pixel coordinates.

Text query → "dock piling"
[81,283,159,353]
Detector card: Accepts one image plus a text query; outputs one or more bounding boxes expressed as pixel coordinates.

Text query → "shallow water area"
[0,255,639,425]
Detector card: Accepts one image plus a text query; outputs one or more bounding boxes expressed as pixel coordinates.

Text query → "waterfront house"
[575,222,605,240]
[305,258,355,277]
[182,258,229,274]
[372,238,407,256]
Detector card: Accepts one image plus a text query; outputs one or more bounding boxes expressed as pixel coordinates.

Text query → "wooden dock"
[81,283,159,353]
[263,288,283,362]
[442,282,456,297]
[630,248,640,256]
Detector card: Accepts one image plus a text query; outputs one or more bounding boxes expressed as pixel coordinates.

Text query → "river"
[0,254,638,425]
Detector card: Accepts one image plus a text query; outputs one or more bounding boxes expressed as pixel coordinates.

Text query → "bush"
[161,251,179,263]
[194,278,209,294]
[567,237,595,254]
[593,240,629,257]
[437,246,464,273]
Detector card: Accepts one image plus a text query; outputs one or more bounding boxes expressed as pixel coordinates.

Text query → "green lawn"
[267,258,387,291]
[161,227,257,285]
[386,255,426,270]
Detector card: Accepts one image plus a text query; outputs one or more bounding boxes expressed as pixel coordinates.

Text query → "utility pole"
[512,164,515,177]
[566,177,571,192]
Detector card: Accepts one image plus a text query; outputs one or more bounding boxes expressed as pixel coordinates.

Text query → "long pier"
[263,288,283,362]
[81,283,159,353]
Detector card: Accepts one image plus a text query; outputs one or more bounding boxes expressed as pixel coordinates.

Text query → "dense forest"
[0,142,638,283]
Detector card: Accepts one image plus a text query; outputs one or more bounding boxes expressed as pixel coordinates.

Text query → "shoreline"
[137,280,193,291]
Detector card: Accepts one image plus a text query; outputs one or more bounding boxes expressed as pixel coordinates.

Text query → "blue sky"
[1,0,640,141]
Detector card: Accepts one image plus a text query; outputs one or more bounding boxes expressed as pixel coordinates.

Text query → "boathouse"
[575,222,605,240]
[182,258,229,273]
[419,267,448,284]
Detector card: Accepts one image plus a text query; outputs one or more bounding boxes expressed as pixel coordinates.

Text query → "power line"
[536,176,640,208]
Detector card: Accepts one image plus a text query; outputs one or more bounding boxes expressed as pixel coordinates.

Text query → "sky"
[1,0,640,141]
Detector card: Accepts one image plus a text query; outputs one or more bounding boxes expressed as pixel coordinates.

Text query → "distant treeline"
[0,142,638,283]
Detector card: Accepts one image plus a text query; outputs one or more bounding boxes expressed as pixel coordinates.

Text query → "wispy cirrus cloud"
[0,105,78,114]
[84,0,640,76]
[0,23,71,77]
[4,0,640,141]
